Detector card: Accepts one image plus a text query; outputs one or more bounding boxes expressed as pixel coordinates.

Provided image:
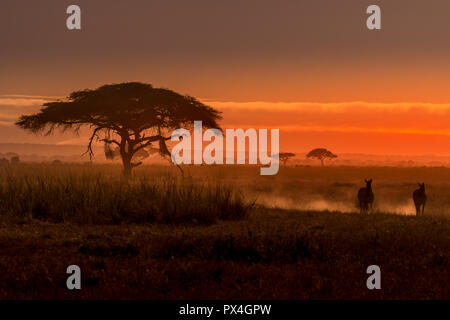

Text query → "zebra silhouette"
[358,179,374,214]
[413,183,426,216]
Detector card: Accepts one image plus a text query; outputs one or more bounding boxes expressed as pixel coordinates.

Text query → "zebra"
[413,183,426,216]
[358,179,374,214]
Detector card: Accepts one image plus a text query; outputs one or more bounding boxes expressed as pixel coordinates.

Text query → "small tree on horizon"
[279,152,296,166]
[15,82,222,177]
[306,148,337,166]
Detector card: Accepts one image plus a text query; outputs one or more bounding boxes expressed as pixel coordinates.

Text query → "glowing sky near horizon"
[2,0,450,155]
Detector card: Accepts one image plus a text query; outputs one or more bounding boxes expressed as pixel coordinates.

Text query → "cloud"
[5,96,450,135]
[0,95,58,126]
[209,101,450,135]
[0,94,57,106]
[0,98,47,107]
[56,137,92,146]
[2,96,450,155]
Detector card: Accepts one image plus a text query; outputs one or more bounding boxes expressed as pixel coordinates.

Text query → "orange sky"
[3,97,450,156]
[3,1,450,156]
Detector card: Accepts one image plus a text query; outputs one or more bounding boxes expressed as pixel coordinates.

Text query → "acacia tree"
[16,82,222,177]
[306,148,337,166]
[279,152,295,166]
[104,144,151,163]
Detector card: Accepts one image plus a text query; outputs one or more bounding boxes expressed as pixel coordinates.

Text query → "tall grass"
[0,164,251,224]
[1,163,450,225]
[181,165,450,217]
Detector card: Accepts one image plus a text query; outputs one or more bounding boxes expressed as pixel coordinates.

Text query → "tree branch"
[133,141,153,153]
[83,127,104,159]
[131,161,142,168]
[140,135,171,143]
[100,138,120,146]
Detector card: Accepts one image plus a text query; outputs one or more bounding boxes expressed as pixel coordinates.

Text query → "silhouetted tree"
[279,152,295,166]
[51,159,63,166]
[16,82,222,177]
[10,156,20,165]
[105,145,150,166]
[306,148,337,166]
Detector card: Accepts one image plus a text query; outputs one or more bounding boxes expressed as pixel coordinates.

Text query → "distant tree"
[15,82,222,177]
[279,152,296,166]
[10,156,20,165]
[306,148,337,166]
[5,152,18,158]
[0,158,9,165]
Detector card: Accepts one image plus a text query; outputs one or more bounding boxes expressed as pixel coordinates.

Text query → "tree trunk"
[122,153,133,178]
[118,134,134,178]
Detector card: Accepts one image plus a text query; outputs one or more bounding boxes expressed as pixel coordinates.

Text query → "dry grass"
[179,165,450,217]
[0,164,250,224]
[0,163,449,299]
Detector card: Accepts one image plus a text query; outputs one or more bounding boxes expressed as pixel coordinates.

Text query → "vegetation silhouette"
[306,148,337,166]
[413,183,427,216]
[10,156,20,165]
[278,152,296,166]
[104,144,153,165]
[358,179,374,214]
[15,82,222,177]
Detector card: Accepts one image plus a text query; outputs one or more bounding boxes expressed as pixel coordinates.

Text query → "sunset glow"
[2,0,450,157]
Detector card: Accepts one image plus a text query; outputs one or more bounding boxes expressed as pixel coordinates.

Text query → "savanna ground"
[0,163,449,299]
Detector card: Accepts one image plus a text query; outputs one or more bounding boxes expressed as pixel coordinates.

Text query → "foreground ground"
[0,164,449,299]
[0,208,448,299]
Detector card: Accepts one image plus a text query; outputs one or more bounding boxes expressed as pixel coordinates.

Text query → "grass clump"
[0,164,251,225]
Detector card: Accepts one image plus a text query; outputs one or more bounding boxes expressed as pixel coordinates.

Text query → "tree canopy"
[306,148,337,166]
[278,152,296,165]
[16,82,222,176]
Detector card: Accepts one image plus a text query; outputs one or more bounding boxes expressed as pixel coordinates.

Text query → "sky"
[2,0,450,155]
